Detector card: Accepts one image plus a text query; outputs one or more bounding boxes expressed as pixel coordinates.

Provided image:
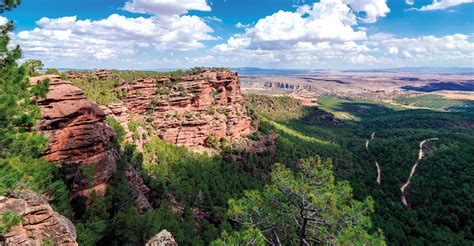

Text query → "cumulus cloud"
[215,0,367,52]
[123,0,211,16]
[343,0,390,23]
[373,33,473,61]
[0,16,8,25]
[406,0,415,5]
[13,14,216,61]
[213,31,473,67]
[412,0,473,11]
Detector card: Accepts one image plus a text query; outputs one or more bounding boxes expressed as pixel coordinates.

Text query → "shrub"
[146,117,155,123]
[205,135,220,149]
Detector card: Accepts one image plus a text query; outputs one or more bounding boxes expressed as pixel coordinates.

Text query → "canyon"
[5,70,257,245]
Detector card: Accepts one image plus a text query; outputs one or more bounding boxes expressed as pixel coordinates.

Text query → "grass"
[395,94,471,111]
[317,96,401,120]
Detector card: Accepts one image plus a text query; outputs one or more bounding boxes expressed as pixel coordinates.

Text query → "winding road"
[366,132,381,184]
[400,138,438,207]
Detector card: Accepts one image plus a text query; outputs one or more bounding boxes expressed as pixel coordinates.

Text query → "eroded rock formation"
[106,69,254,148]
[146,230,177,246]
[31,75,118,197]
[126,167,153,212]
[0,191,77,246]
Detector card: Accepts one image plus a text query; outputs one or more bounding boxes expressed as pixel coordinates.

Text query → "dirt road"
[400,138,438,206]
[366,132,381,184]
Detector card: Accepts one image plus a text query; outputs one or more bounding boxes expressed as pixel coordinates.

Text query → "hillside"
[246,94,474,244]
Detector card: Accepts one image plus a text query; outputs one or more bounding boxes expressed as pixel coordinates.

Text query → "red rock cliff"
[0,191,77,245]
[105,69,253,147]
[31,75,118,197]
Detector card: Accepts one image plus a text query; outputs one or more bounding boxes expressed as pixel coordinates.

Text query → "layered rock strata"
[0,191,77,246]
[108,69,254,147]
[31,75,118,197]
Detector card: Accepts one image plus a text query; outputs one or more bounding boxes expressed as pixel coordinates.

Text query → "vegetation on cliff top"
[67,67,231,105]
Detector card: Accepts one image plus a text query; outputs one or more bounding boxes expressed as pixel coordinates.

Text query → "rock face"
[32,75,118,197]
[145,230,177,246]
[107,69,254,147]
[126,167,153,212]
[0,191,77,246]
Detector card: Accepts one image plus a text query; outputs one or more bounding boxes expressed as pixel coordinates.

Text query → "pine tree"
[0,2,71,219]
[223,157,386,245]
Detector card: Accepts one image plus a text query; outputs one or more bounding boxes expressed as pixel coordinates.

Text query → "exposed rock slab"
[31,75,118,197]
[126,167,153,212]
[0,191,77,246]
[145,230,177,246]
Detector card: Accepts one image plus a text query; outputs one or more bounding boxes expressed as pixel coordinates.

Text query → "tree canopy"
[224,157,385,245]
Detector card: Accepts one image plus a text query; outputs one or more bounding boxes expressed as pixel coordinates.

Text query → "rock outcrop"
[126,167,153,212]
[0,191,77,246]
[31,75,118,197]
[146,230,177,246]
[106,69,254,148]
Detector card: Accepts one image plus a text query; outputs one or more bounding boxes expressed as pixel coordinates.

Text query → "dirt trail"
[366,132,381,184]
[400,138,438,207]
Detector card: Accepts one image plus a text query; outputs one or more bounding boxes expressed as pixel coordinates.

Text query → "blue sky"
[1,0,473,69]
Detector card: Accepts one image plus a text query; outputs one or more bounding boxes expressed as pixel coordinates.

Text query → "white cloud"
[216,0,367,52]
[212,31,474,68]
[406,0,415,5]
[0,16,8,26]
[412,0,474,11]
[13,14,216,61]
[235,22,251,29]
[203,16,222,22]
[343,0,390,23]
[123,0,211,16]
[388,46,399,54]
[350,54,377,64]
[371,33,474,62]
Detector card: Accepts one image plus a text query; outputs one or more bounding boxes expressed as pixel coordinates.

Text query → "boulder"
[0,191,77,246]
[145,230,177,246]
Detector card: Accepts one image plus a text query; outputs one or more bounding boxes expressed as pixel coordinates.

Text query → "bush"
[205,135,220,149]
[146,117,155,123]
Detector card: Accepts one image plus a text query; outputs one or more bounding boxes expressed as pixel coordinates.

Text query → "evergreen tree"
[224,157,385,245]
[0,0,70,217]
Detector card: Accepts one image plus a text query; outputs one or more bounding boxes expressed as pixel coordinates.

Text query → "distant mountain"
[236,67,474,76]
[233,67,326,76]
[343,67,474,74]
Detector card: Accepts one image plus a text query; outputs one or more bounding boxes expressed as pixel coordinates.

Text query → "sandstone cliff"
[0,191,77,246]
[105,69,254,148]
[31,75,118,197]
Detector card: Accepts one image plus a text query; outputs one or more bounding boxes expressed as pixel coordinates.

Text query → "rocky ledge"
[146,230,177,246]
[105,69,254,148]
[31,75,118,197]
[0,191,77,246]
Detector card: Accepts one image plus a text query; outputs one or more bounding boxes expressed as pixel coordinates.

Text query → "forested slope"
[246,94,474,245]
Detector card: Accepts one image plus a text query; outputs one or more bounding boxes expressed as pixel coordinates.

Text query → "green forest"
[247,94,474,245]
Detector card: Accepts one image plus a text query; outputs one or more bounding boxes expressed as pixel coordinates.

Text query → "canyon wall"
[105,69,254,148]
[32,75,118,197]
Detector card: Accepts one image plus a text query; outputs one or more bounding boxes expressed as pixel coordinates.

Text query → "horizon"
[2,0,474,69]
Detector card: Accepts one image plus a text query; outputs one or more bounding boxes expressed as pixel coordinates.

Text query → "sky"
[1,0,473,69]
